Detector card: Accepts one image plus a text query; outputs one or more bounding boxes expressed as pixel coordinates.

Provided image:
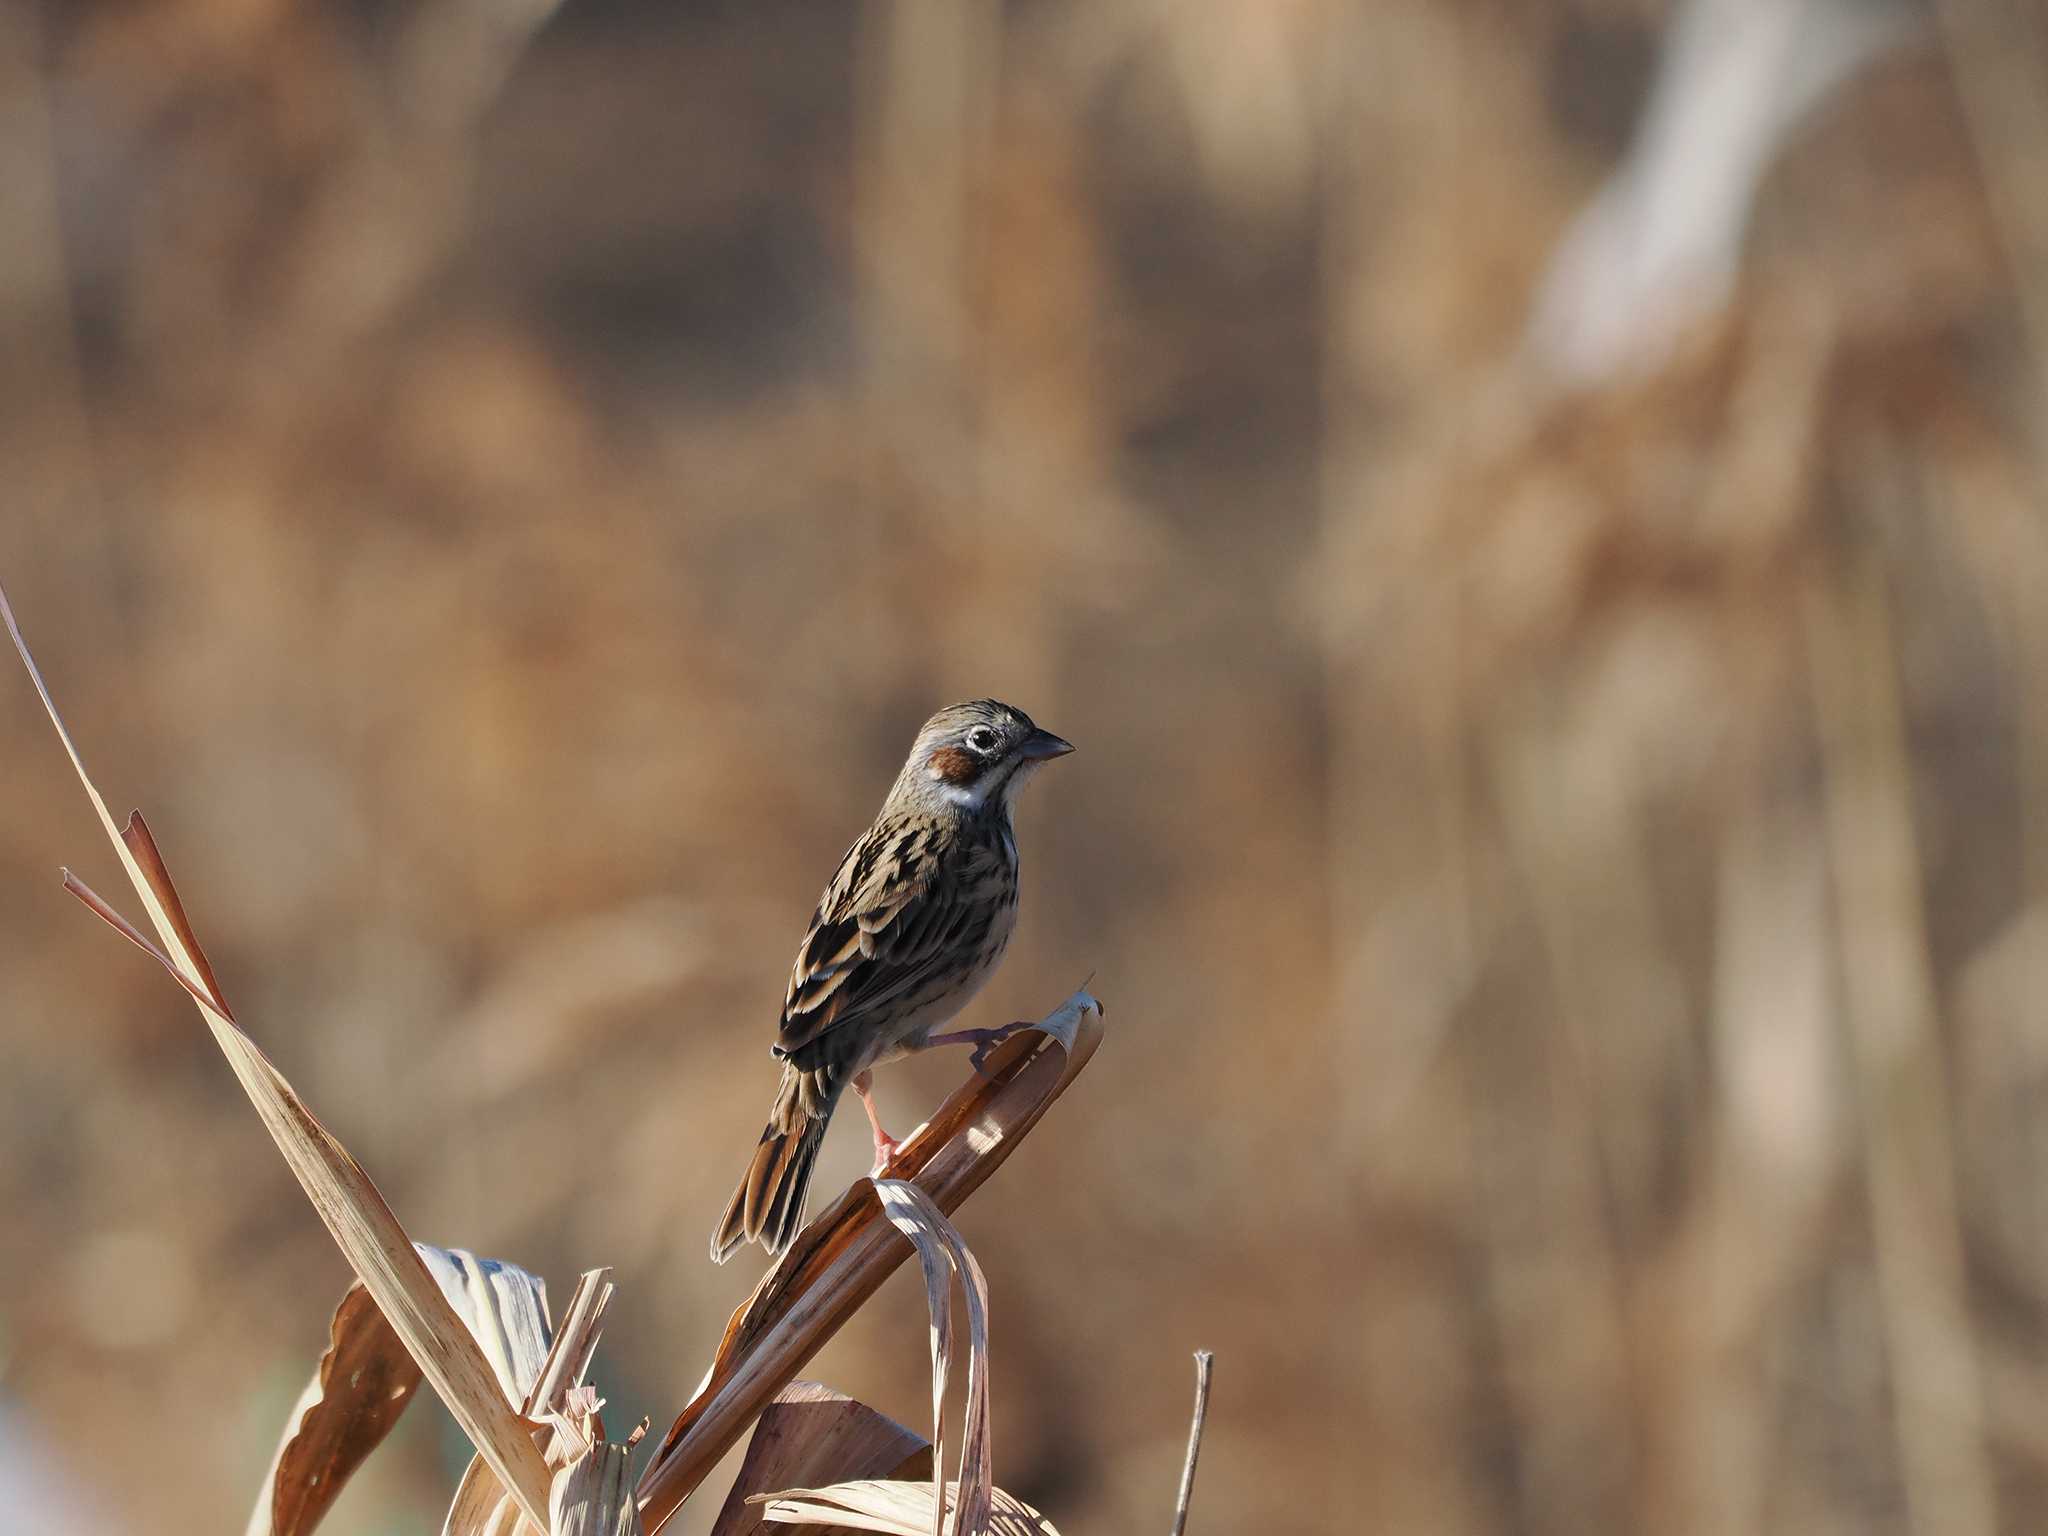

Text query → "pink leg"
[853,1069,904,1174]
[925,1020,1034,1077]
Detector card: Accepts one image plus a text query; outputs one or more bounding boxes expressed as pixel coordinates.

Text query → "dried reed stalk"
[1169,1352,1215,1536]
[1806,549,1995,1536]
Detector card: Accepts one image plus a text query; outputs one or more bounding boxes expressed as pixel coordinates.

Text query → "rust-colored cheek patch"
[928,746,980,785]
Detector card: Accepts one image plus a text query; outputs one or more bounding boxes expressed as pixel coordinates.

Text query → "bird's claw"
[869,1136,905,1176]
[967,1020,1037,1079]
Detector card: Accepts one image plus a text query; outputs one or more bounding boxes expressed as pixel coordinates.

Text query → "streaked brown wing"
[774,817,959,1058]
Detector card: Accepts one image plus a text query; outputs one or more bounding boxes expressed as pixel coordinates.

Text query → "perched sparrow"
[711,700,1074,1263]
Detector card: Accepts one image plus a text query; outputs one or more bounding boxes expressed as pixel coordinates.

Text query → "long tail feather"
[711,1063,837,1263]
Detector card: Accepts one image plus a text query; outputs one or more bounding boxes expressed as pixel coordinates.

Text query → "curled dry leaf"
[868,1180,992,1536]
[750,1482,1058,1536]
[707,1382,931,1536]
[245,1282,424,1536]
[637,990,1103,1533]
[741,1185,1024,1536]
[1,580,554,1531]
[745,1185,1022,1536]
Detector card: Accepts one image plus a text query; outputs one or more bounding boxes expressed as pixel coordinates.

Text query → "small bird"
[711,700,1075,1263]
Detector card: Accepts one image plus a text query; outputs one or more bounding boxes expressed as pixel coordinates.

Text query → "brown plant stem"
[1170,1351,1215,1536]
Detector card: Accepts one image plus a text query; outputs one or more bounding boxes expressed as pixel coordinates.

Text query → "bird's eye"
[966,726,998,754]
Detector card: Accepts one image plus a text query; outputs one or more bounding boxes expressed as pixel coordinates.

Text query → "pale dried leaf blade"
[887,1199,952,1536]
[750,1482,1057,1536]
[245,1282,425,1536]
[708,1383,931,1536]
[637,989,1103,1533]
[526,1269,616,1418]
[871,1182,993,1536]
[417,1246,555,1409]
[443,1458,534,1536]
[1,582,555,1531]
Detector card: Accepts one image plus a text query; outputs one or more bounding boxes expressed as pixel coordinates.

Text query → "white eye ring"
[966,726,998,754]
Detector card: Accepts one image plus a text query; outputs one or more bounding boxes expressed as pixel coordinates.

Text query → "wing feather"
[775,815,964,1059]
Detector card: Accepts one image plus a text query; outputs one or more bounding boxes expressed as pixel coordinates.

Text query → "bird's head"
[898,699,1073,816]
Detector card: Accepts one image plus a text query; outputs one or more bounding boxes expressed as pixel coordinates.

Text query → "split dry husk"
[443,1269,628,1536]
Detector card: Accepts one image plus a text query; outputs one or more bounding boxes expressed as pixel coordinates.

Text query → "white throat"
[937,780,985,809]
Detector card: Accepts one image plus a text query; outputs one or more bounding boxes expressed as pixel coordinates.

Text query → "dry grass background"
[1,0,2045,1532]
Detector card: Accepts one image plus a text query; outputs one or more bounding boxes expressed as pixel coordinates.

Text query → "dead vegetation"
[2,1,2046,1533]
[11,563,1135,1533]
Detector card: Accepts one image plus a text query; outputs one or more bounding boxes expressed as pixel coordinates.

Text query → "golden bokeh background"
[3,1,2046,1532]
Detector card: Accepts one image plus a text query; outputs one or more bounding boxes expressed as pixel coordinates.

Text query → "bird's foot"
[927,1020,1036,1079]
[869,1133,907,1177]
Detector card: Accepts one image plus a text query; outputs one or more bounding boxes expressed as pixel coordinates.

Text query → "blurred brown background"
[3,0,2047,1531]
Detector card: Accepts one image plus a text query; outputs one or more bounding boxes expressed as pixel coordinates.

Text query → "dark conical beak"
[1019,728,1075,761]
